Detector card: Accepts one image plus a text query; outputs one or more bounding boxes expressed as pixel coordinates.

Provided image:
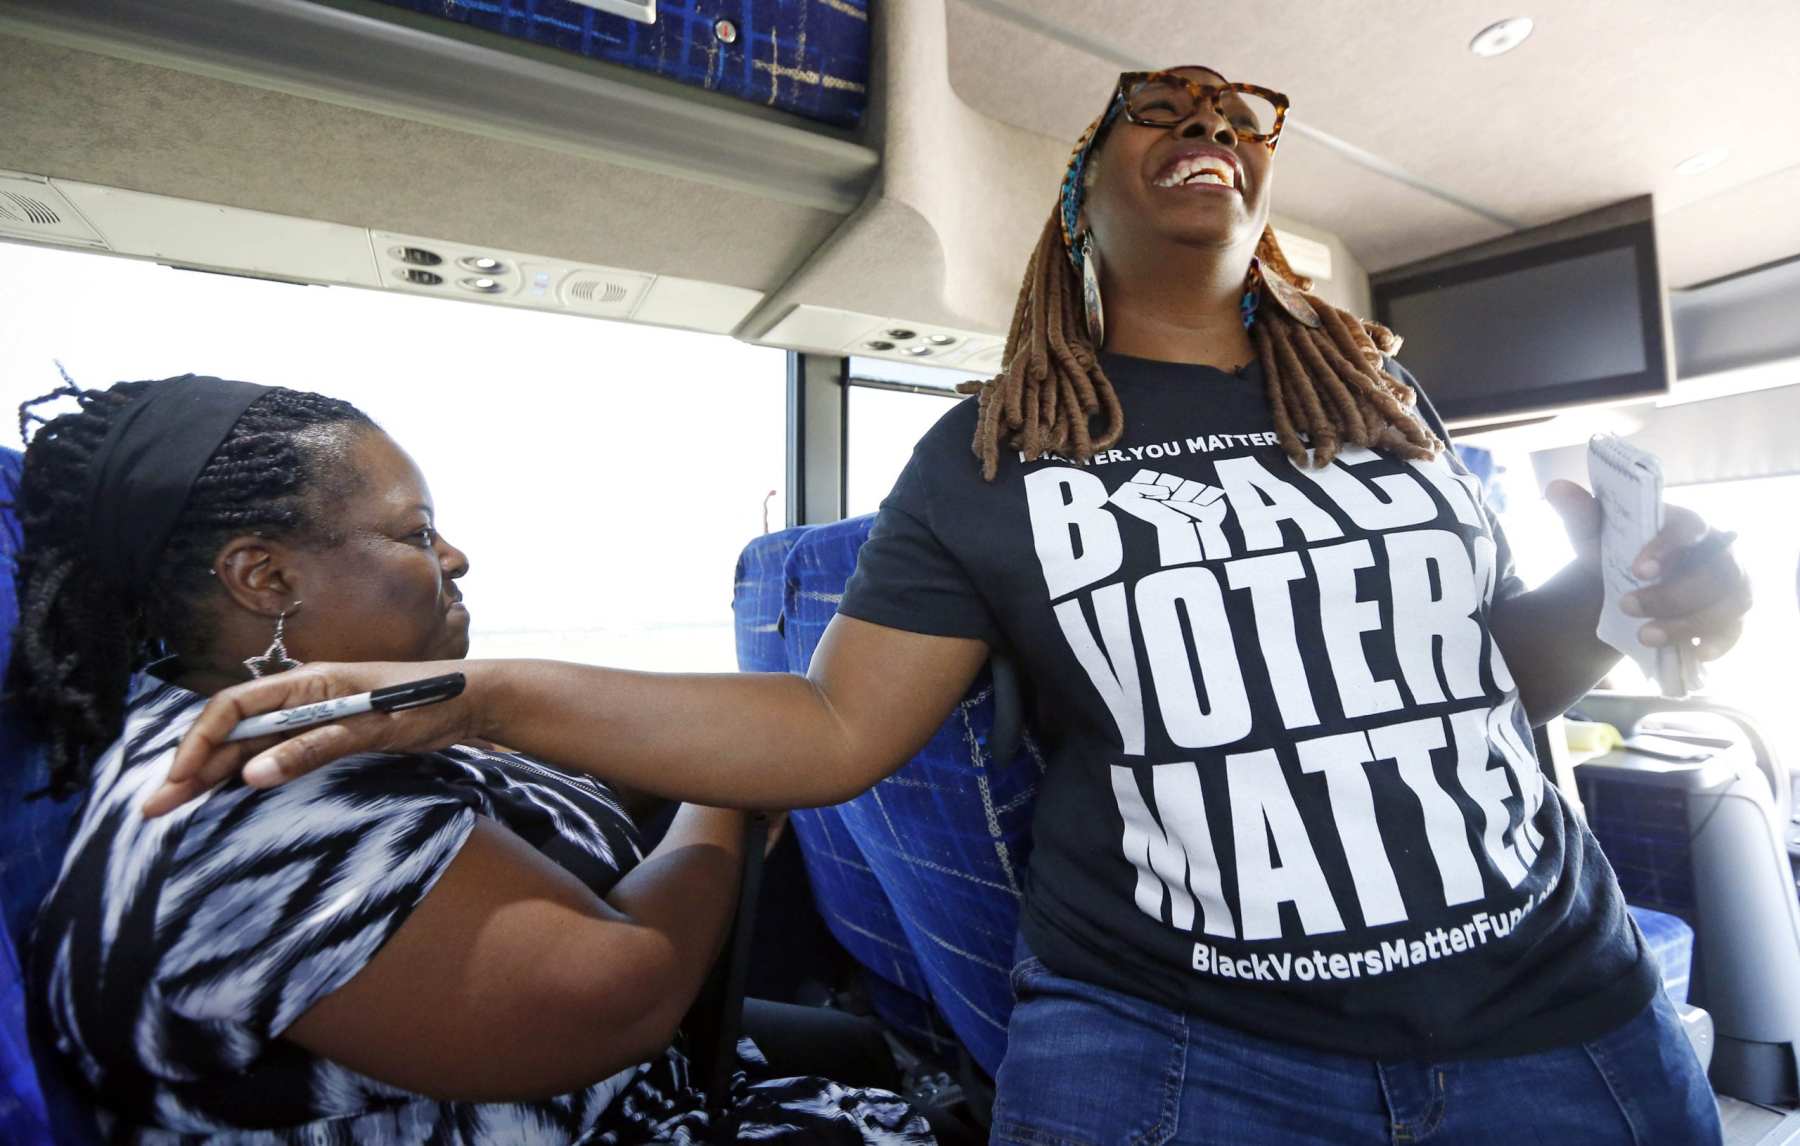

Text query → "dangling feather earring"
[1080,232,1106,347]
[244,601,304,678]
[1241,260,1264,331]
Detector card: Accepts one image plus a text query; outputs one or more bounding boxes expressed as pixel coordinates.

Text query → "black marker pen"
[225,673,466,743]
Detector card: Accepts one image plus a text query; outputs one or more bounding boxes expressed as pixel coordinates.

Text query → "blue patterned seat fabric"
[1627,906,1693,1005]
[0,449,97,1145]
[732,529,953,1055]
[373,0,870,129]
[773,516,1044,1077]
[1575,774,1699,1003]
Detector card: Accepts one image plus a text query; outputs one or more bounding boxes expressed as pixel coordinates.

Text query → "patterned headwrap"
[1059,101,1123,276]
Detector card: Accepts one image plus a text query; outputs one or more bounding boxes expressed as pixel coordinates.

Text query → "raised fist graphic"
[1108,469,1234,564]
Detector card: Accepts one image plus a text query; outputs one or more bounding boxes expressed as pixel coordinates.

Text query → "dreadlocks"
[958,125,1441,481]
[7,376,374,797]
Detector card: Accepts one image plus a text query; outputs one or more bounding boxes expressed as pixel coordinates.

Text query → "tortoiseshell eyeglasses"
[1114,70,1291,149]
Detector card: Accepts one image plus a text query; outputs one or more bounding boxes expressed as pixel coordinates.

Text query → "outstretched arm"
[145,615,991,816]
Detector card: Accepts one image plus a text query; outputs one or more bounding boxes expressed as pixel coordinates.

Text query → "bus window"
[844,356,966,517]
[0,240,787,672]
[1493,454,1800,764]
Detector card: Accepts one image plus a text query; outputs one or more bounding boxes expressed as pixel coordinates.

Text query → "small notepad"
[1588,434,1689,696]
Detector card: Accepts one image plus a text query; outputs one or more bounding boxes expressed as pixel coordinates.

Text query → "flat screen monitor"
[1371,212,1670,423]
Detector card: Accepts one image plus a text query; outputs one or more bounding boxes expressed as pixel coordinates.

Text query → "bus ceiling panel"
[2,172,766,336]
[0,0,878,216]
[0,31,844,295]
[1656,165,1800,291]
[943,0,1800,289]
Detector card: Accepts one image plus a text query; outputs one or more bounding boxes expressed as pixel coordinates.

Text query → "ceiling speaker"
[559,269,649,316]
[0,191,61,227]
[0,173,108,248]
[569,278,628,305]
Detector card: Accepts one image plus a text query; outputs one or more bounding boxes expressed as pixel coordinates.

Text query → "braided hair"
[958,109,1441,480]
[8,376,375,797]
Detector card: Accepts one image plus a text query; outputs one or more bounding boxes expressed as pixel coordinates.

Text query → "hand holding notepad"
[1587,435,1706,697]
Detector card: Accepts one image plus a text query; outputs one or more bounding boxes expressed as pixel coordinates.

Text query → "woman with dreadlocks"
[11,375,933,1144]
[151,67,1746,1142]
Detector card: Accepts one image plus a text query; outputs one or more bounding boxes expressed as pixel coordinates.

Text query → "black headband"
[85,375,270,595]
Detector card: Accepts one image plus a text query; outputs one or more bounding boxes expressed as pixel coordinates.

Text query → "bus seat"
[1627,905,1694,1005]
[780,515,1045,1078]
[0,447,97,1146]
[731,529,941,1023]
[1576,692,1800,1104]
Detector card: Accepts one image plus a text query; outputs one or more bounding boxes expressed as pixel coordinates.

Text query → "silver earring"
[244,601,304,679]
[1080,232,1106,347]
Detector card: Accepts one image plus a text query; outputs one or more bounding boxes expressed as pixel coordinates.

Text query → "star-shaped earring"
[244,601,304,679]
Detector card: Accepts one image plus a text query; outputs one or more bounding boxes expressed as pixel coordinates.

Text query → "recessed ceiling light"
[1674,147,1730,176]
[1469,17,1534,58]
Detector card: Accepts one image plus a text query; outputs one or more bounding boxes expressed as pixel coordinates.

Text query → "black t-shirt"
[839,352,1656,1059]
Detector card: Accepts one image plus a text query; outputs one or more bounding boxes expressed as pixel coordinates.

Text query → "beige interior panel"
[1266,135,1513,277]
[1658,164,1800,289]
[744,0,1071,340]
[0,33,841,293]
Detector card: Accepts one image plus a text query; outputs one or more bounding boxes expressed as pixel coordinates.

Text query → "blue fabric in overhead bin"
[1628,905,1694,1005]
[731,529,934,1006]
[373,0,870,129]
[783,515,1046,1077]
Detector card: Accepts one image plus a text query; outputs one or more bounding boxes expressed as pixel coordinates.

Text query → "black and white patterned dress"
[31,677,934,1145]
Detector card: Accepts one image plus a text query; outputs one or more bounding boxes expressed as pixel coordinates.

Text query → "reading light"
[391,246,442,266]
[461,276,504,293]
[904,346,934,357]
[926,334,957,345]
[1674,148,1730,177]
[1469,17,1533,58]
[461,255,506,273]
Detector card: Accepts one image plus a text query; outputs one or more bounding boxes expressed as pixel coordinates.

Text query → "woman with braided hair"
[12,375,933,1144]
[151,67,1750,1143]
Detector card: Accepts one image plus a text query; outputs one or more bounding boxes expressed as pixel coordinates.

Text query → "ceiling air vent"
[559,270,650,317]
[1,191,60,226]
[570,278,628,305]
[0,172,108,248]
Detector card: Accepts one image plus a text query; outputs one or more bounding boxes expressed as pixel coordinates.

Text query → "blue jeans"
[991,944,1721,1145]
